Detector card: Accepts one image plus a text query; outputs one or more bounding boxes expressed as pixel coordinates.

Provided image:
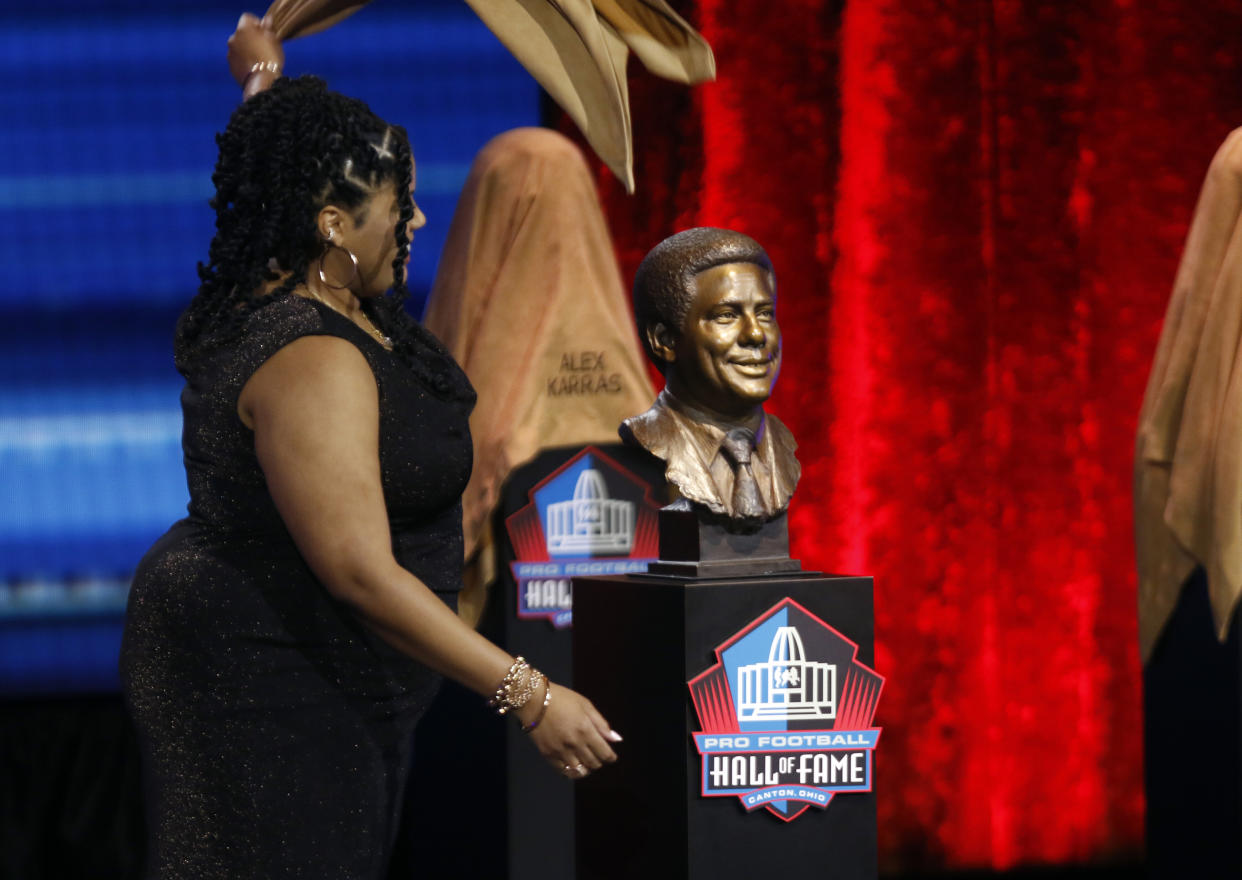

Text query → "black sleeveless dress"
[120,294,475,879]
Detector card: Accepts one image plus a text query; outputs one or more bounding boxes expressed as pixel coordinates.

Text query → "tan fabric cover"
[263,0,715,192]
[1136,128,1242,662]
[265,0,368,37]
[422,127,656,623]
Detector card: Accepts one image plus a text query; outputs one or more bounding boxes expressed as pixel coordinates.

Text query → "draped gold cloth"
[1136,129,1242,662]
[263,0,715,192]
[422,128,656,623]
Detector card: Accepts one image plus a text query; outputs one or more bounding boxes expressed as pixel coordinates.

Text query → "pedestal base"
[573,572,877,880]
[650,505,803,577]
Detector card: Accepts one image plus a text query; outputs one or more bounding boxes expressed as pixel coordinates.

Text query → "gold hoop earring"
[319,240,359,290]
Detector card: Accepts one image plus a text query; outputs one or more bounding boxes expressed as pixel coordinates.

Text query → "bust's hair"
[632,227,774,371]
[175,75,415,373]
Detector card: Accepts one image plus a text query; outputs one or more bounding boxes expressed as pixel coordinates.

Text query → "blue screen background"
[0,0,538,692]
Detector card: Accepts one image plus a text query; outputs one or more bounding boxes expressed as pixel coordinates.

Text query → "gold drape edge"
[262,0,715,192]
[266,0,368,39]
[466,0,634,190]
[596,0,715,83]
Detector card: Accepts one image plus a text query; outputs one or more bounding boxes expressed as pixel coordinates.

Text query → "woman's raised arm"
[228,13,284,100]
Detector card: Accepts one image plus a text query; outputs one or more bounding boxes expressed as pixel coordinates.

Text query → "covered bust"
[422,127,656,623]
[1136,128,1242,661]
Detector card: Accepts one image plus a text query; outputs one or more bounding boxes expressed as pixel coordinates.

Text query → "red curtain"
[563,0,1242,871]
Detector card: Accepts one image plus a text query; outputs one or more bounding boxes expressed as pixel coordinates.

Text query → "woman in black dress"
[119,74,618,878]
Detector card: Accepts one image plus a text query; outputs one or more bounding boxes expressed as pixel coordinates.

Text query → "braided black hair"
[176,76,418,375]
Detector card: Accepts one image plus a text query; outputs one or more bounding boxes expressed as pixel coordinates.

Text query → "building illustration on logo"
[688,598,884,822]
[737,626,836,722]
[546,469,635,556]
[506,447,660,628]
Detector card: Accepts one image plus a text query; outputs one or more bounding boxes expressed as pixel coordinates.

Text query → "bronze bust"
[621,228,800,528]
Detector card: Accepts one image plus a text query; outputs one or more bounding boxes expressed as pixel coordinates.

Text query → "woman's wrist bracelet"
[521,679,552,734]
[487,656,544,716]
[243,60,282,91]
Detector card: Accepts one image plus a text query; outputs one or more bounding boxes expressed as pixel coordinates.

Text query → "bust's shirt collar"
[659,388,766,454]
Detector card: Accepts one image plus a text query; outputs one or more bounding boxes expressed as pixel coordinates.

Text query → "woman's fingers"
[529,685,622,780]
[576,743,605,771]
[563,699,618,767]
[546,755,588,778]
[581,724,617,767]
[578,700,620,763]
[562,723,617,773]
[586,703,622,745]
[539,734,605,776]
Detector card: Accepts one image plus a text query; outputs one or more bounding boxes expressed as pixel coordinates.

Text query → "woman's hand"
[228,13,284,98]
[518,682,621,779]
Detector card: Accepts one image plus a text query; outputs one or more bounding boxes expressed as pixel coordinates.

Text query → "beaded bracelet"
[488,656,543,716]
[521,679,553,734]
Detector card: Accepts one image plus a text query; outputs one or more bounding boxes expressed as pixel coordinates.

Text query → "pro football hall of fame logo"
[505,447,661,628]
[688,598,885,821]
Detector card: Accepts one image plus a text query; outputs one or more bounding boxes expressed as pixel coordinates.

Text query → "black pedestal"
[497,445,666,880]
[573,572,878,880]
[650,504,802,577]
[399,444,666,880]
[500,554,575,880]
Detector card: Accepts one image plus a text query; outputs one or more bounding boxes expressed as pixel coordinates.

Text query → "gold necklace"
[303,285,392,349]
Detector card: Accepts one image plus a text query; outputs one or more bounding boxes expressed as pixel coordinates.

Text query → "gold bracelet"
[243,60,282,90]
[521,679,552,734]
[487,656,528,713]
[487,657,543,715]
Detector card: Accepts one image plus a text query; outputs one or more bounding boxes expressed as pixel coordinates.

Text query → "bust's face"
[668,261,781,419]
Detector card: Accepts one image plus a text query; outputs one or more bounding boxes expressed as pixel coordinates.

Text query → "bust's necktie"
[721,427,765,519]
